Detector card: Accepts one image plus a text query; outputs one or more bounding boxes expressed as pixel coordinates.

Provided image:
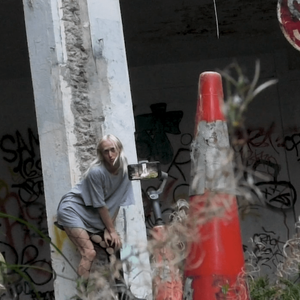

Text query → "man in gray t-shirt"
[57,164,134,233]
[56,134,134,281]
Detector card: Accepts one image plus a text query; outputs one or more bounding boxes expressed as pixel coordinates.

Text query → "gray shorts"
[56,194,105,233]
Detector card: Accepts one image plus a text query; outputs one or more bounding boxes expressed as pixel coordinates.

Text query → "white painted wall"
[86,0,152,297]
[22,1,80,298]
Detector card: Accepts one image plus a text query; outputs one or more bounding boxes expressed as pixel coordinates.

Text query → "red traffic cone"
[152,225,183,300]
[184,72,249,299]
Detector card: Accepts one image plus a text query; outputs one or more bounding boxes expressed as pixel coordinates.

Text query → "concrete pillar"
[22,0,152,298]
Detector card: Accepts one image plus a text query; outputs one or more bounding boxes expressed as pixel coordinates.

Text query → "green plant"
[0,212,77,300]
[219,61,300,300]
[218,60,278,136]
[221,283,230,295]
[249,277,278,299]
[0,253,7,296]
[0,211,142,300]
[249,276,300,300]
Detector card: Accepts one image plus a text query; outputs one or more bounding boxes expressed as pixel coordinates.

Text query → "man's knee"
[83,248,96,262]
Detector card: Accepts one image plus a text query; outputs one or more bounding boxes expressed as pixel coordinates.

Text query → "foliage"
[0,253,6,296]
[219,60,300,300]
[249,277,278,299]
[249,276,300,300]
[218,60,277,137]
[0,211,143,299]
[218,60,279,209]
[0,212,72,300]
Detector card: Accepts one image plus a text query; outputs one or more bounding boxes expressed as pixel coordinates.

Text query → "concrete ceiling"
[0,0,299,80]
[119,0,299,66]
[120,0,278,41]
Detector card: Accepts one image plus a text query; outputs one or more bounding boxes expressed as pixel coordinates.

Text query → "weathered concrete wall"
[61,0,97,174]
[129,50,300,277]
[0,0,152,298]
[85,0,152,296]
[22,1,80,298]
[22,0,151,298]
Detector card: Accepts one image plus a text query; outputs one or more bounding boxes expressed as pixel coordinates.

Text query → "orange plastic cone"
[184,72,249,299]
[152,225,183,300]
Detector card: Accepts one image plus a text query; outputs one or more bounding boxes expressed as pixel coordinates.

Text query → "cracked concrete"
[61,0,99,174]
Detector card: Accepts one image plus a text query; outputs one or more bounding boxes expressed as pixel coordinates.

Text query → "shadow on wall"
[135,103,183,164]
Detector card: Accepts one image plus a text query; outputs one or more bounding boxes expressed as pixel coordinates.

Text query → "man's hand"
[104,228,122,250]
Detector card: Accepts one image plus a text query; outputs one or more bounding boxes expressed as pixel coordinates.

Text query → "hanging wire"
[213,0,220,38]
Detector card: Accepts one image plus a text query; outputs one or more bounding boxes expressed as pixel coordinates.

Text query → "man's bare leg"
[64,227,96,279]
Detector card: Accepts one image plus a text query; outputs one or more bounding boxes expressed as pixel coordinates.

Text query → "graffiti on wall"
[135,103,183,164]
[234,124,298,212]
[134,103,192,230]
[0,128,44,205]
[0,128,54,299]
[135,103,300,276]
[283,131,300,160]
[246,227,285,271]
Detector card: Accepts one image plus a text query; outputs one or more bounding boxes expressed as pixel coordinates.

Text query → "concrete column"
[22,0,152,299]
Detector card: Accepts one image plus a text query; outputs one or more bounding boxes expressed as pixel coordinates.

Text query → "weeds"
[218,60,278,138]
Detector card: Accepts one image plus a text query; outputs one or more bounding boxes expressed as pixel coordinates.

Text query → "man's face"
[101,139,119,168]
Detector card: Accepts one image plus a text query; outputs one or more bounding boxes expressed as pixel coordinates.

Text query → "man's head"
[97,135,127,173]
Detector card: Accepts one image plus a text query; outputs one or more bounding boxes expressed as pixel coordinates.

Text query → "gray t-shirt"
[57,164,134,232]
